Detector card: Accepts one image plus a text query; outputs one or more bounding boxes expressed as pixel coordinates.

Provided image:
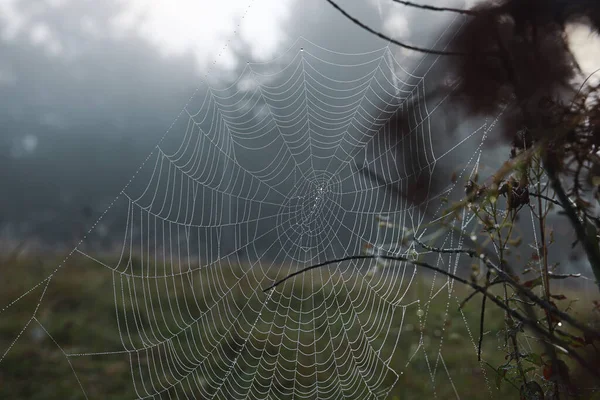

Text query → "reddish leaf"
[523,277,542,288]
[572,336,585,347]
[543,364,552,380]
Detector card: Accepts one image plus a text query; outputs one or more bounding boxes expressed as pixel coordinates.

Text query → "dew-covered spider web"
[8,14,598,399]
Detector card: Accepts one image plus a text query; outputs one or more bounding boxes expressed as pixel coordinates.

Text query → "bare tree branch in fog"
[391,0,476,16]
[324,0,477,56]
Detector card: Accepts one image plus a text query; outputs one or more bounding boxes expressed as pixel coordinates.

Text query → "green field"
[1,253,595,399]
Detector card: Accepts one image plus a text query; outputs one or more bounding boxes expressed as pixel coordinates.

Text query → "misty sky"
[0,0,456,239]
[0,0,441,159]
[1,0,600,263]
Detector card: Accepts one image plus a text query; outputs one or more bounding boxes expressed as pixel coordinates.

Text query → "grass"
[0,252,596,399]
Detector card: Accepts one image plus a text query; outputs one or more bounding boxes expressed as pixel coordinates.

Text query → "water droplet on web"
[470,235,477,241]
[300,47,304,52]
[416,308,424,318]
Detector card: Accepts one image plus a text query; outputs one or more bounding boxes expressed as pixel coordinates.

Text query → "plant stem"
[535,156,560,398]
[543,156,600,293]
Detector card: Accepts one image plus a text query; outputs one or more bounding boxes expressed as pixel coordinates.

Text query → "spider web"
[1,17,522,400]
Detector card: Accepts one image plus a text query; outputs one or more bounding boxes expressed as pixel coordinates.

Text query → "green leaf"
[526,353,543,367]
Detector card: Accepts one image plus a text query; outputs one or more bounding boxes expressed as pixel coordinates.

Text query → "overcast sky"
[1,0,597,125]
[0,0,476,80]
[0,0,461,176]
[1,0,599,253]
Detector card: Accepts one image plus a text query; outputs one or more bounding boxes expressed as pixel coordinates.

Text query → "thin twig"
[478,295,487,361]
[533,158,562,400]
[544,157,600,292]
[529,192,563,209]
[391,0,477,16]
[570,66,600,109]
[459,288,480,308]
[459,279,505,309]
[414,238,600,338]
[324,0,489,57]
[261,253,600,377]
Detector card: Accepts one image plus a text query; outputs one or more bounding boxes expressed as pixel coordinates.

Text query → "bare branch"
[324,0,487,57]
[261,253,600,377]
[391,0,477,16]
[478,295,487,361]
[414,238,600,339]
[529,191,563,209]
[544,158,600,291]
[459,278,505,309]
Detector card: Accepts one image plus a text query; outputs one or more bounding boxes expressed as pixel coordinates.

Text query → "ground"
[1,253,596,399]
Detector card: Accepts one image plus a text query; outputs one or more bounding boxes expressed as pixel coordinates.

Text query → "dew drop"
[416,308,424,318]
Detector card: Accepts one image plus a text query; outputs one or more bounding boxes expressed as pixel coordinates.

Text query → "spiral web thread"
[1,28,505,399]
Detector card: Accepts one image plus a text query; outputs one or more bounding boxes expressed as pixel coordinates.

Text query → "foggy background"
[1,0,598,279]
[0,0,455,249]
